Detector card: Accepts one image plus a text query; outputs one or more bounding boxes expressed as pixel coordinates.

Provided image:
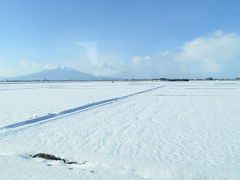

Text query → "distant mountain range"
[1,66,117,81]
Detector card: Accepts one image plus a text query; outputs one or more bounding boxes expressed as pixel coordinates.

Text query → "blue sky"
[0,0,240,78]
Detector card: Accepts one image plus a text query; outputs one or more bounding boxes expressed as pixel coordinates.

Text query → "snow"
[0,81,240,179]
[0,81,158,127]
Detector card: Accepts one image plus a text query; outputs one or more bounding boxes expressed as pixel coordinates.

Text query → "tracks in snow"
[0,85,165,131]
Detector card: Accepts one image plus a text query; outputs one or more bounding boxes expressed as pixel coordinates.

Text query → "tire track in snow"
[0,85,165,130]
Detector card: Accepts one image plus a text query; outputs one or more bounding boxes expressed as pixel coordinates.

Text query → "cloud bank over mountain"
[2,31,240,79]
[4,66,114,81]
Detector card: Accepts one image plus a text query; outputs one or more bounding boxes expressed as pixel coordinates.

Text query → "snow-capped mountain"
[5,66,113,81]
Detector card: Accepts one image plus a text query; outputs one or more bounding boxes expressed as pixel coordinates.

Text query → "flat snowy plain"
[0,81,240,180]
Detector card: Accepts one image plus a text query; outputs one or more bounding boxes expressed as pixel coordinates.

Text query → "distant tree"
[206,77,213,80]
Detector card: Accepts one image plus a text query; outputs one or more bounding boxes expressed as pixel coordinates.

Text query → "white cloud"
[160,51,170,56]
[17,61,59,76]
[214,30,224,37]
[43,64,59,70]
[39,31,239,79]
[20,61,28,67]
[120,31,240,78]
[74,42,126,77]
[2,31,240,78]
[132,56,151,64]
[75,41,99,65]
[90,53,124,76]
[72,31,240,78]
[116,53,176,79]
[20,61,41,68]
[31,62,41,68]
[175,31,240,74]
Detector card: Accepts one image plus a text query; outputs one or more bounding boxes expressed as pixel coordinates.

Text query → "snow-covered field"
[0,81,160,127]
[0,81,240,180]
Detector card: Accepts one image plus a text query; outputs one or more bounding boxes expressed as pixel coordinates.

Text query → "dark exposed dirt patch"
[31,153,79,165]
[31,153,95,172]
